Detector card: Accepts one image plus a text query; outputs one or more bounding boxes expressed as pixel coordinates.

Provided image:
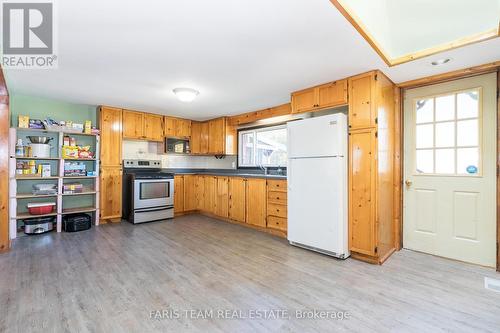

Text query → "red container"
[27,202,56,215]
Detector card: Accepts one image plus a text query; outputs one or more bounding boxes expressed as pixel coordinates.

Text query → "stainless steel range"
[122,159,174,224]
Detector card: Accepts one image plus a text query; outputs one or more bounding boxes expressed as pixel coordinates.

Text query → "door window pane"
[435,95,455,121]
[457,91,479,119]
[457,148,479,175]
[435,122,454,148]
[416,99,433,124]
[457,119,478,147]
[416,150,433,174]
[413,88,480,176]
[435,149,455,174]
[416,124,433,148]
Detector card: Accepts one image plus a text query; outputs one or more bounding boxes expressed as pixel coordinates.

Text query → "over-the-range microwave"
[165,137,190,154]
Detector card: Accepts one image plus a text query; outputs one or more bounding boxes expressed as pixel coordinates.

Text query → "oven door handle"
[135,206,173,213]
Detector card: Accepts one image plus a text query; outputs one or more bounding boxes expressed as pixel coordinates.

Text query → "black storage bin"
[62,213,92,232]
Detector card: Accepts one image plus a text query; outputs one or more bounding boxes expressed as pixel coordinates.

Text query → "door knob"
[405,180,412,187]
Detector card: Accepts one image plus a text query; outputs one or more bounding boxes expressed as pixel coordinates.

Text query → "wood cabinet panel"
[267,191,287,205]
[267,216,287,232]
[164,117,191,138]
[246,178,267,227]
[267,179,287,192]
[100,166,122,219]
[204,176,217,213]
[99,106,122,167]
[215,176,229,218]
[122,110,144,139]
[183,175,198,211]
[164,117,176,137]
[349,129,376,256]
[228,177,246,223]
[190,122,202,154]
[291,88,316,113]
[196,175,205,210]
[208,118,226,154]
[177,119,192,137]
[200,122,209,154]
[174,175,184,214]
[143,113,164,141]
[349,74,373,129]
[318,80,348,108]
[267,203,287,218]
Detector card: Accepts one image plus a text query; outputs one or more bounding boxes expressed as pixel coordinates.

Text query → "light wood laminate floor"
[1,214,499,332]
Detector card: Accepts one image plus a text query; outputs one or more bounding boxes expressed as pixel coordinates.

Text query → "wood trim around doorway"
[0,66,9,253]
[497,70,500,272]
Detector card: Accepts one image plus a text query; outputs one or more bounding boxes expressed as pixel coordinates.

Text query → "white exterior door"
[403,73,497,267]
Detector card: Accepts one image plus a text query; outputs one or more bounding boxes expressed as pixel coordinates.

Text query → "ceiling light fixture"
[431,58,451,66]
[173,87,199,103]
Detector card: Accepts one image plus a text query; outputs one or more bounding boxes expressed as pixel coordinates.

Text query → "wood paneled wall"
[0,67,9,252]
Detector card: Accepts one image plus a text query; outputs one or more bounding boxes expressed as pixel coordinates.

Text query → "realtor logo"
[1,0,57,68]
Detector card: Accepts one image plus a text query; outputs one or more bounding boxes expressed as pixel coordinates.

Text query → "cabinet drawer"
[267,203,287,218]
[267,216,287,232]
[267,191,287,204]
[267,180,287,192]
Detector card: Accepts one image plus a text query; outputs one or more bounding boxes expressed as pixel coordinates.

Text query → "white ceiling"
[4,0,500,120]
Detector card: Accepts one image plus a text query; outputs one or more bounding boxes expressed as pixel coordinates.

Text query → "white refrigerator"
[287,113,349,259]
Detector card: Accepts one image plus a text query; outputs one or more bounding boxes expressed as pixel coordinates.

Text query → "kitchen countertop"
[162,168,287,180]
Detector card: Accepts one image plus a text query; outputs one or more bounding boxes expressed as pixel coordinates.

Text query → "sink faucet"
[259,163,268,175]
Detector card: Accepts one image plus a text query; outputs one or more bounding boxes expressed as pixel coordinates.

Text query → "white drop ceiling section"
[339,0,500,58]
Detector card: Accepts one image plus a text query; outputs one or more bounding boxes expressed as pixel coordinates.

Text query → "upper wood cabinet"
[229,177,246,223]
[122,110,163,141]
[291,88,316,113]
[246,178,267,228]
[164,116,192,138]
[348,73,374,129]
[200,122,210,154]
[191,117,235,155]
[122,110,144,139]
[291,79,348,114]
[99,106,122,167]
[208,118,225,155]
[143,113,164,141]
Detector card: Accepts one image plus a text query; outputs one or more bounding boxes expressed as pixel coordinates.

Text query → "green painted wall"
[10,94,97,128]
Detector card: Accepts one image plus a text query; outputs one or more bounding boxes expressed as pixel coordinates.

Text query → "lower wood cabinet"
[245,178,267,228]
[100,166,122,220]
[266,179,287,232]
[228,177,246,223]
[215,177,229,218]
[183,175,198,211]
[203,176,217,214]
[349,129,376,256]
[179,174,287,236]
[174,175,184,214]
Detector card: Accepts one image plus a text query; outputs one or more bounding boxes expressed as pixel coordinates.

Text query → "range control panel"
[123,159,162,169]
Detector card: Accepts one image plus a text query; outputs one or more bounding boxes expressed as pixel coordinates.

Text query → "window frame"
[412,86,483,177]
[237,123,288,168]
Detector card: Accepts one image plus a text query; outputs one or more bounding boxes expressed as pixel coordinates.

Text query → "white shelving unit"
[8,127,100,239]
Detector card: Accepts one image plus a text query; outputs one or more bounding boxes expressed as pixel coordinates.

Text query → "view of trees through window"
[238,125,287,167]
